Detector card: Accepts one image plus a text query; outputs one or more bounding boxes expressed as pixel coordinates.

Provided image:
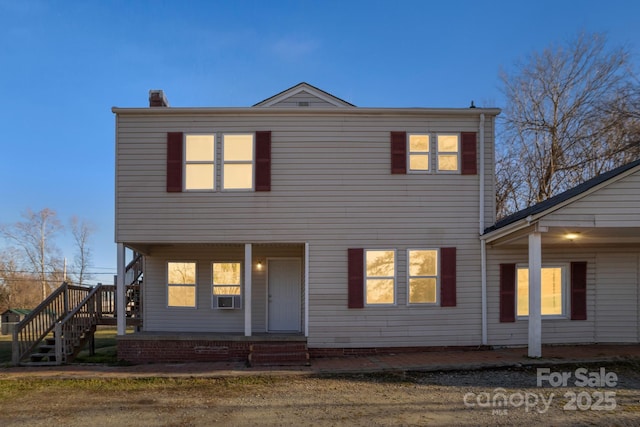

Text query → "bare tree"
[0,249,43,311]
[70,216,95,285]
[497,32,640,218]
[0,208,63,300]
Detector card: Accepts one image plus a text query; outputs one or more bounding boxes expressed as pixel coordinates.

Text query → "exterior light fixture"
[565,232,580,241]
[257,261,263,270]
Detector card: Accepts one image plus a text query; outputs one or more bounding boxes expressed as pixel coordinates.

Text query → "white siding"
[266,91,339,108]
[543,170,640,227]
[116,109,496,347]
[595,253,639,342]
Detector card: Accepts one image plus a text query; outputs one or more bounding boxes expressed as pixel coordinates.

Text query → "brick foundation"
[308,345,491,358]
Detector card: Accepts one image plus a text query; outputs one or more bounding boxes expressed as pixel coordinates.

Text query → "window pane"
[437,134,459,152]
[168,285,196,307]
[224,134,253,161]
[213,285,241,295]
[409,134,429,151]
[213,262,241,285]
[168,262,196,285]
[438,154,458,171]
[223,164,253,189]
[409,250,437,276]
[541,268,563,315]
[517,269,529,316]
[185,135,214,161]
[366,250,395,277]
[409,154,429,171]
[409,278,436,303]
[366,279,394,304]
[518,267,564,316]
[185,164,214,189]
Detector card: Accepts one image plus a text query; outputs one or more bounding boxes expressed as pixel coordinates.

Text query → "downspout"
[479,113,488,346]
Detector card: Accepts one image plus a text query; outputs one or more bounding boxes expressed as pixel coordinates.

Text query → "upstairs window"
[223,134,254,190]
[365,250,396,305]
[408,134,430,172]
[436,134,460,172]
[184,134,215,190]
[167,262,197,308]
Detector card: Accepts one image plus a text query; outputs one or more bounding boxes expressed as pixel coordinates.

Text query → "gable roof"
[484,158,640,235]
[2,308,31,316]
[253,82,355,108]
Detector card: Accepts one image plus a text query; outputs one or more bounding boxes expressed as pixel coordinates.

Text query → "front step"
[248,343,310,367]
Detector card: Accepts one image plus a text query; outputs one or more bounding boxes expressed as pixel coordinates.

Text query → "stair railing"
[54,284,102,364]
[12,282,91,365]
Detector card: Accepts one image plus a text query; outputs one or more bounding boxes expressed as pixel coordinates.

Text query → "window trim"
[436,133,461,173]
[211,261,243,309]
[407,133,431,174]
[166,261,198,309]
[221,133,255,191]
[183,133,216,192]
[516,263,569,320]
[406,248,440,306]
[364,249,397,306]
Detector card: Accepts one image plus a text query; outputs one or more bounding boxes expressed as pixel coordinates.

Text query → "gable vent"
[297,101,309,107]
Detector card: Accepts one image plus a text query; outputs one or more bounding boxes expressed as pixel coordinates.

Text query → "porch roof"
[483,158,640,247]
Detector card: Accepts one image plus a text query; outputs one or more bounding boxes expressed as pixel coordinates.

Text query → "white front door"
[267,259,301,332]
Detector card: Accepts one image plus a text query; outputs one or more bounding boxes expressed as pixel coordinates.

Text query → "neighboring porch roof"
[483,158,640,247]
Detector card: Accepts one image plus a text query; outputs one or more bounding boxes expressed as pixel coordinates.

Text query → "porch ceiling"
[487,225,640,248]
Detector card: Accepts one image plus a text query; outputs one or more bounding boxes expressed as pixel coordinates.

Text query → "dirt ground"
[1,365,640,426]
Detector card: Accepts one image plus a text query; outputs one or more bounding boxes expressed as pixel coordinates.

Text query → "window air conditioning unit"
[215,295,241,309]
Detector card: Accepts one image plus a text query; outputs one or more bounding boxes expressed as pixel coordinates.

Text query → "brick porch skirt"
[116,333,306,364]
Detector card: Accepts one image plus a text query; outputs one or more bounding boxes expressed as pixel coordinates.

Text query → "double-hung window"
[436,134,460,172]
[365,250,396,305]
[223,134,254,190]
[408,249,438,304]
[408,134,430,172]
[517,265,566,317]
[184,134,215,190]
[212,262,242,296]
[167,262,197,308]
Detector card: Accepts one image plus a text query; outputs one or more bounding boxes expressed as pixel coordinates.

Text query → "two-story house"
[112,83,640,364]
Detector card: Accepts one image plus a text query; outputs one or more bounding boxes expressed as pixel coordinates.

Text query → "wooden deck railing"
[12,283,92,365]
[54,285,102,363]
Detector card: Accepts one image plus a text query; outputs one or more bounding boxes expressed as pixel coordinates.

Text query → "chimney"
[149,90,169,107]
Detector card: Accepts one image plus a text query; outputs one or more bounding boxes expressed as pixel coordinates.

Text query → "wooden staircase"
[247,342,310,367]
[12,252,145,366]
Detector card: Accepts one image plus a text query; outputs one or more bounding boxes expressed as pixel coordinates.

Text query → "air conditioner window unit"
[216,295,241,309]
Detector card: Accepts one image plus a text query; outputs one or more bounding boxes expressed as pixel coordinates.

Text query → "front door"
[267,258,301,332]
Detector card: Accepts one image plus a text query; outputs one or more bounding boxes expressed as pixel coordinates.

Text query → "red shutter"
[390,131,407,174]
[167,132,183,192]
[500,264,516,322]
[348,248,364,308]
[255,131,271,191]
[571,262,587,320]
[461,132,477,175]
[440,247,456,307]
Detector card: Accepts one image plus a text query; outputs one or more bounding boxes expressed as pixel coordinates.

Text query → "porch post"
[116,243,126,336]
[244,243,252,337]
[528,232,542,358]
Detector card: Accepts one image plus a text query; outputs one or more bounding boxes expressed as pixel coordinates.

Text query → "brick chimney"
[149,90,169,107]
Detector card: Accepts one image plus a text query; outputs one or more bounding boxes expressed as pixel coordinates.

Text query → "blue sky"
[1,0,639,284]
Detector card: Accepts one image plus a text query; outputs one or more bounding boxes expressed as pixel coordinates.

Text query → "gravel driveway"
[1,364,639,426]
